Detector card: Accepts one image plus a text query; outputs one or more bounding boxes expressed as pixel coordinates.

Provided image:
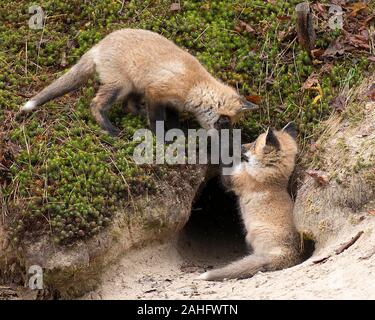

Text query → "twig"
[21,125,30,158]
[312,255,331,264]
[133,2,152,21]
[25,40,28,77]
[313,231,365,264]
[193,26,209,43]
[0,184,8,223]
[36,12,47,75]
[118,0,126,14]
[335,231,364,255]
[28,61,43,71]
[0,163,10,172]
[17,92,33,99]
[359,247,375,260]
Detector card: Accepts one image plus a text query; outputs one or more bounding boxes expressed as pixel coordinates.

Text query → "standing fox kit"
[199,122,301,281]
[21,29,258,135]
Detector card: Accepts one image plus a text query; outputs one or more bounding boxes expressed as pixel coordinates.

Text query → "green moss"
[7,107,157,244]
[1,0,374,244]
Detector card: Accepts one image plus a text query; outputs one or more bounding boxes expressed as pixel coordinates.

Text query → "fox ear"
[282,122,297,140]
[265,128,280,150]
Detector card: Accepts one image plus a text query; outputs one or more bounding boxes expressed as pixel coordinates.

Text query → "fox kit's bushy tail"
[198,254,288,281]
[21,51,95,112]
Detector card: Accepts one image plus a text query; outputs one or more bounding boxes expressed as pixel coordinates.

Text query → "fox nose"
[241,145,247,155]
[214,115,232,130]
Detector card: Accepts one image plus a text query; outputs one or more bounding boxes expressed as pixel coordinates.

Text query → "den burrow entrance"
[177,175,248,268]
[177,175,315,269]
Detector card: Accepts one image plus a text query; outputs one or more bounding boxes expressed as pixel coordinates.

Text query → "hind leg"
[90,85,123,136]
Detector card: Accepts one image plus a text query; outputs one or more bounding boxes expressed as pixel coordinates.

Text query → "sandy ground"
[83,225,375,300]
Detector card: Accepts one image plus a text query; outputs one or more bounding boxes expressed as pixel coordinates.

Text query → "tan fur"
[21,29,257,135]
[199,124,301,281]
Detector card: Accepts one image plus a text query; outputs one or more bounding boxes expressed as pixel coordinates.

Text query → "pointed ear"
[282,122,297,140]
[241,97,259,112]
[265,128,280,150]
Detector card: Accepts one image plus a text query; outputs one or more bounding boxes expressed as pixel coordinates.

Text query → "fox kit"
[199,122,301,281]
[21,29,257,135]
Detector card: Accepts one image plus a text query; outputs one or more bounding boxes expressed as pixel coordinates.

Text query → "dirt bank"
[83,76,375,300]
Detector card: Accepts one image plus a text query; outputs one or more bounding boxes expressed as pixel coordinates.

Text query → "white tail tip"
[196,272,209,280]
[21,100,37,112]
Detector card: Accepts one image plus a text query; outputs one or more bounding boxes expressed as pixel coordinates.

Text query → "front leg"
[230,165,251,192]
[148,103,166,134]
[164,106,180,131]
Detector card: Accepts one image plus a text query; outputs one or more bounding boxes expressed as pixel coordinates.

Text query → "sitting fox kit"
[21,29,258,135]
[199,122,301,281]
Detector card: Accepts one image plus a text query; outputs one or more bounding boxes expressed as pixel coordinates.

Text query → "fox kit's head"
[214,86,258,130]
[188,82,258,130]
[238,122,298,183]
